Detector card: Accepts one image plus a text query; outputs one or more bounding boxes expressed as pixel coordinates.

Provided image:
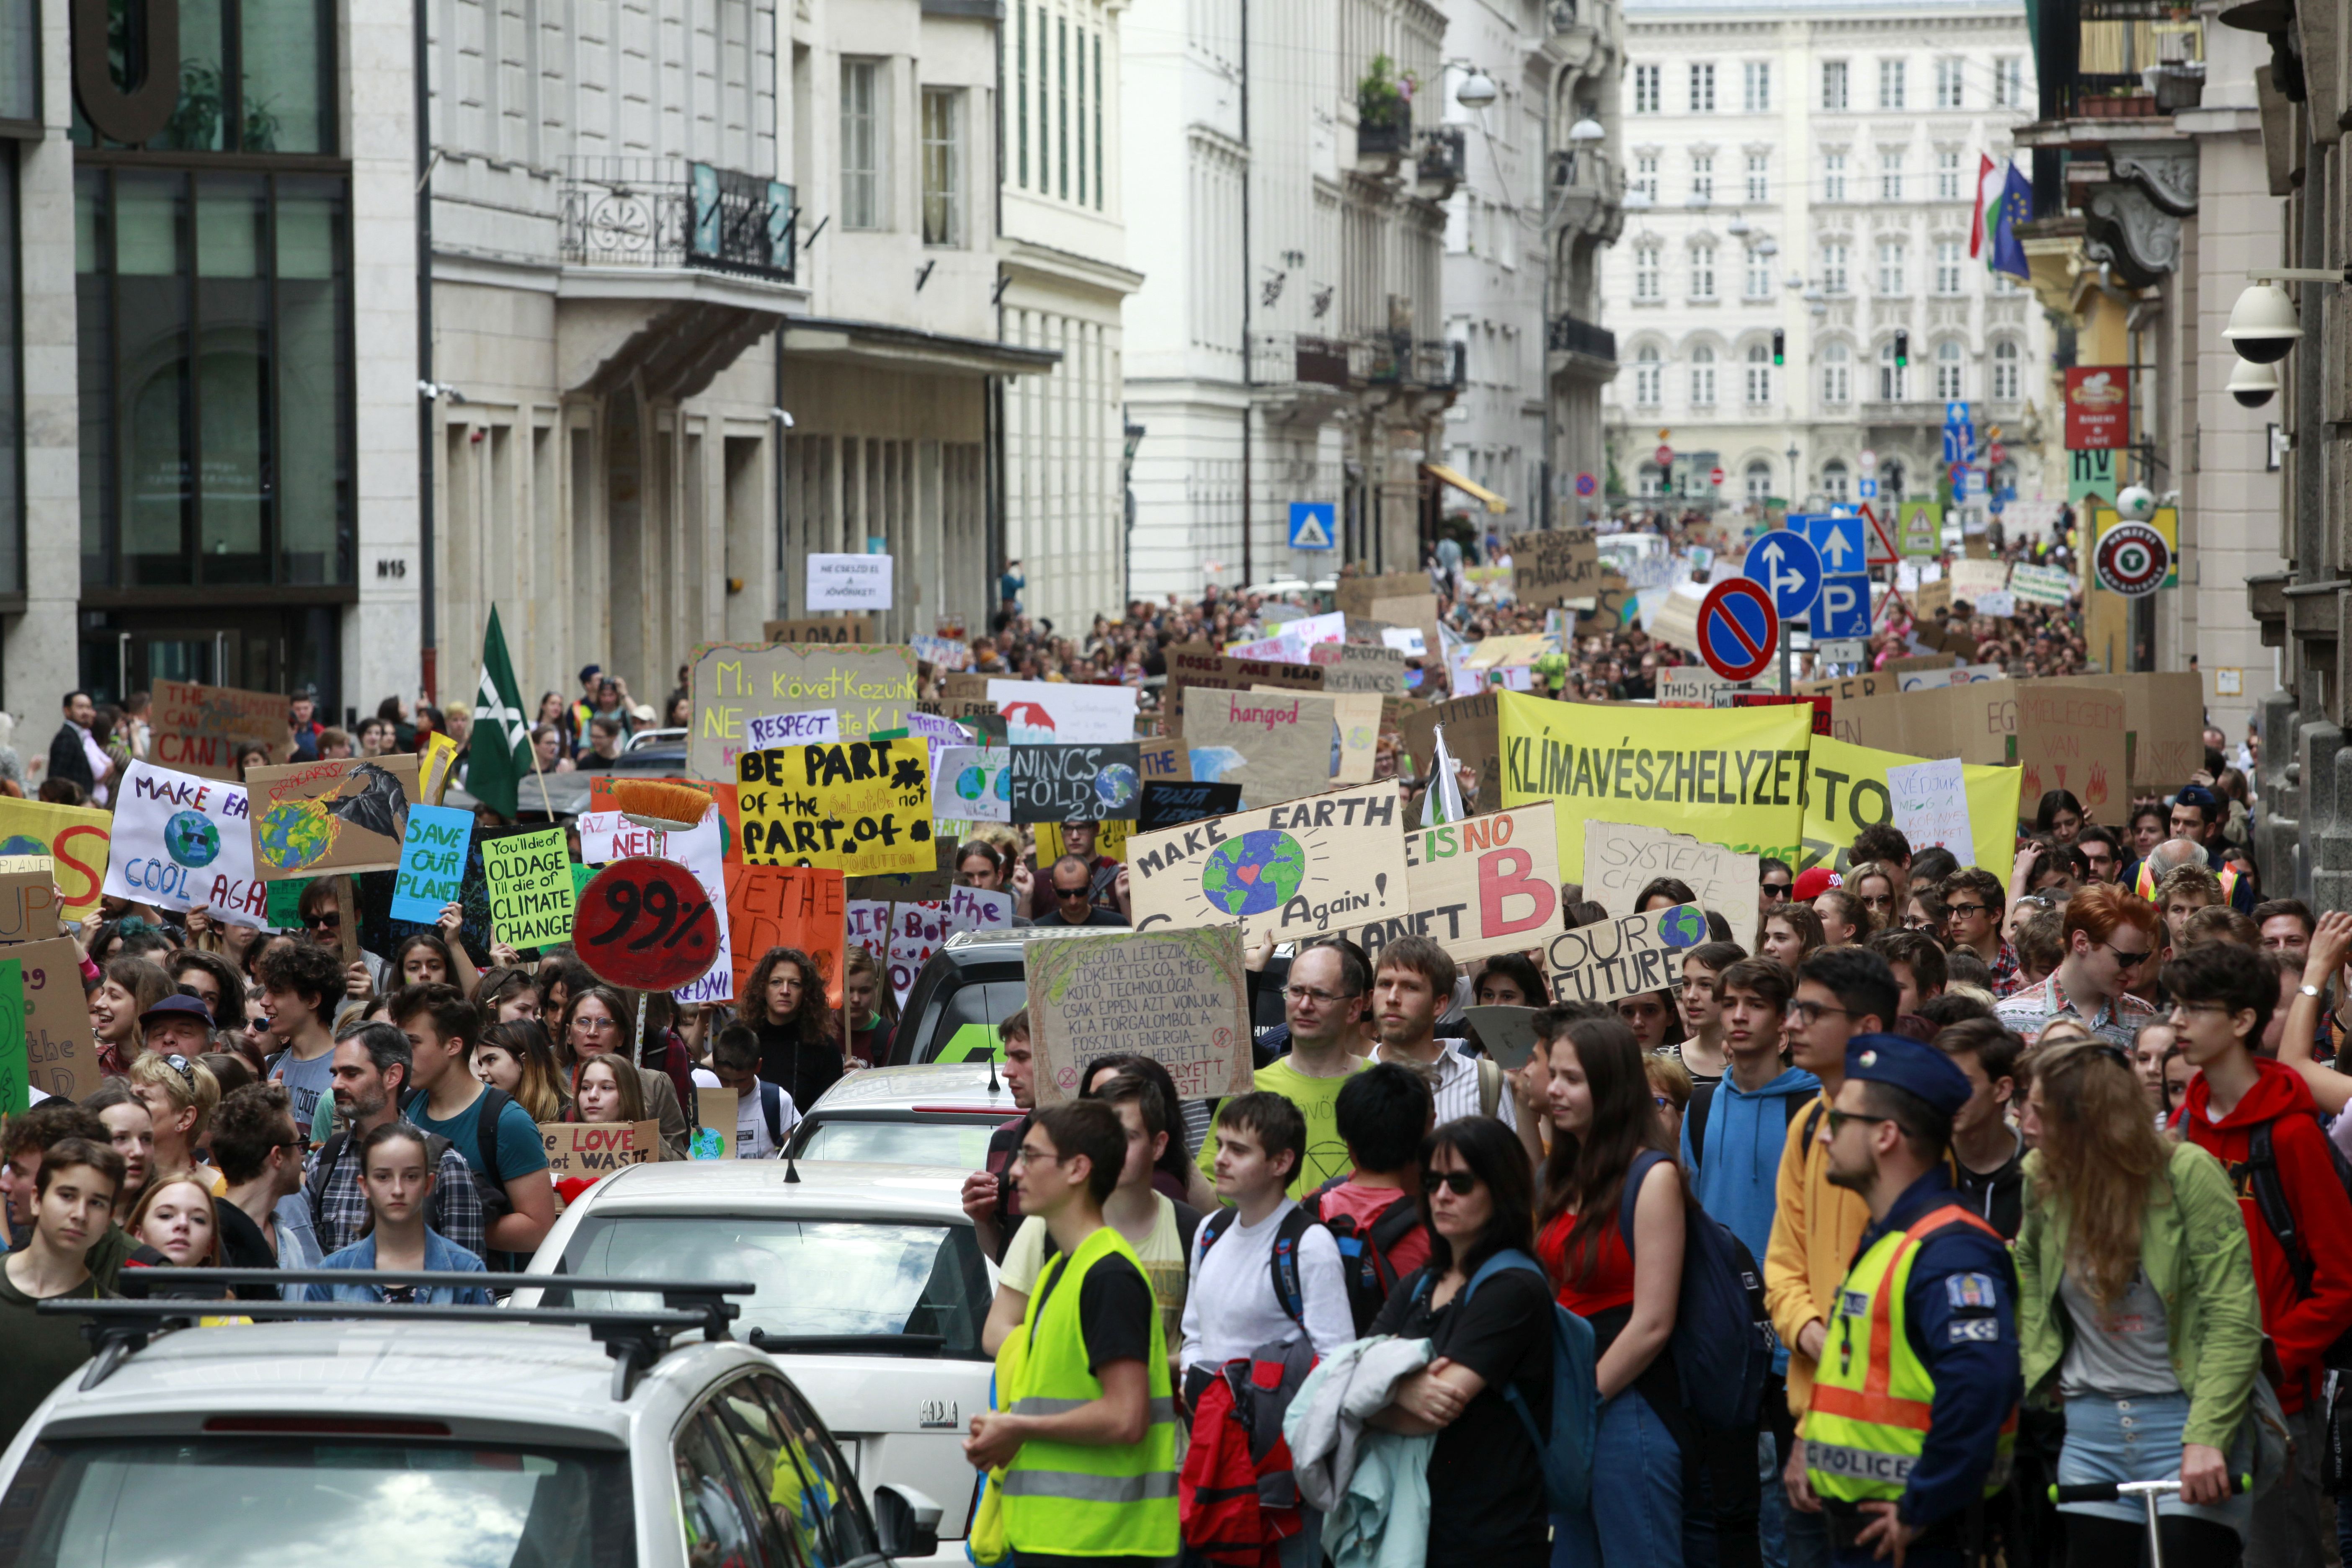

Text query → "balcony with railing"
[1248,332,1463,395]
[1415,126,1467,199]
[560,158,797,284]
[1547,313,1617,365]
[1547,147,1625,236]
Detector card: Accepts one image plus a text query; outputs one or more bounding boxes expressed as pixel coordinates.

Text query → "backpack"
[1617,1149,1774,1431]
[756,1081,786,1148]
[309,1126,467,1241]
[2240,1112,2352,1370]
[1411,1250,1598,1516]
[1179,1336,1317,1565]
[399,1084,517,1223]
[1195,1205,1318,1327]
[1305,1177,1428,1336]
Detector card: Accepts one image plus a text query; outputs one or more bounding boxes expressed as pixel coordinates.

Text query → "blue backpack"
[1617,1149,1774,1431]
[1414,1250,1598,1516]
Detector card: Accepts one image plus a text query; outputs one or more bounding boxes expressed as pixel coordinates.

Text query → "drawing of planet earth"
[956,766,990,803]
[0,834,42,858]
[163,810,221,867]
[1202,830,1306,917]
[256,798,338,870]
[1657,905,1707,949]
[1093,764,1140,812]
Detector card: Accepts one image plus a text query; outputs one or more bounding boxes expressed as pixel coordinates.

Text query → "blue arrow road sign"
[1288,501,1336,550]
[1742,530,1823,619]
[1816,574,1872,639]
[1856,477,1878,500]
[1805,514,1866,575]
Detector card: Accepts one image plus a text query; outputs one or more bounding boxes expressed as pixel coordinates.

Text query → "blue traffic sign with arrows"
[1805,514,1865,574]
[1742,530,1823,619]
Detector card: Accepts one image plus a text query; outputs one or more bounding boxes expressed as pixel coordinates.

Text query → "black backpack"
[397,1084,518,1223]
[1196,1204,1319,1326]
[2237,1112,2352,1369]
[1305,1177,1428,1335]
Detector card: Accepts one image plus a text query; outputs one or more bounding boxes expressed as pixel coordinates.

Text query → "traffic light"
[1772,329,1785,367]
[1894,330,1910,369]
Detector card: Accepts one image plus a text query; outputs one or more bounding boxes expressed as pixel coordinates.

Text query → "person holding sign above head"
[1195,941,1372,1199]
[1372,936,1544,1165]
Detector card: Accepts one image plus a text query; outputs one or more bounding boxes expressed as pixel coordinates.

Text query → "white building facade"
[1604,0,2050,517]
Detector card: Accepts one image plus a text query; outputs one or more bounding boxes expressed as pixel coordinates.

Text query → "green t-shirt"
[1194,1054,1369,1198]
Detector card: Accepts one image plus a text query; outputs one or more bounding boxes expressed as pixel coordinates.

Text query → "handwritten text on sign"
[737,740,935,876]
[481,828,577,949]
[1026,926,1254,1104]
[1347,805,1562,966]
[540,1121,659,1180]
[1008,743,1142,824]
[103,760,269,928]
[391,803,475,923]
[575,858,722,993]
[1543,902,1712,1008]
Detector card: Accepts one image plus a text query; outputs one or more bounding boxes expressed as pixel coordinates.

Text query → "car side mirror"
[872,1483,942,1560]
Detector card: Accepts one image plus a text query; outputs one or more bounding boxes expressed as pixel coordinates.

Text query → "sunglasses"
[1421,1169,1480,1197]
[160,1053,197,1088]
[304,913,340,930]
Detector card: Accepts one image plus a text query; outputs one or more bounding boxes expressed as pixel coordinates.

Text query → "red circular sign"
[573,858,723,991]
[1697,579,1779,683]
[1709,466,1727,486]
[2094,522,2169,598]
[1655,444,1674,467]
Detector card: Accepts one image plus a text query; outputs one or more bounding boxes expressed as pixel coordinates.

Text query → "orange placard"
[723,862,847,1007]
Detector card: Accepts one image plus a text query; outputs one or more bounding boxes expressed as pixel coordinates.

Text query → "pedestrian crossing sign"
[1288,502,1336,551]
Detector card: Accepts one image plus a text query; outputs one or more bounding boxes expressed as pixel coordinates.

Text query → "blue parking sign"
[1816,575,1872,639]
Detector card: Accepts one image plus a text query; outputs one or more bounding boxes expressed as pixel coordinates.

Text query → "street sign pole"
[1779,623,1791,695]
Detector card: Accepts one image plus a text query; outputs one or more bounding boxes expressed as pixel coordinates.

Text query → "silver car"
[784,1061,1025,1168]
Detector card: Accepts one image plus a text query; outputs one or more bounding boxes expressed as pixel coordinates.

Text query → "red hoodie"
[2179,1056,2352,1412]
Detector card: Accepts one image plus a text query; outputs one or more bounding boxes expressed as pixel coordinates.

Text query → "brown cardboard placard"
[687,640,920,781]
[2066,672,2205,792]
[2012,681,2127,817]
[1396,691,1502,812]
[1542,902,1710,1008]
[1183,689,1338,808]
[540,1120,661,1181]
[150,680,291,781]
[1127,780,1411,944]
[765,616,875,645]
[1338,571,1435,618]
[0,856,60,944]
[1344,805,1563,966]
[1509,527,1601,607]
[1581,821,1761,939]
[693,1086,738,1159]
[17,935,97,1101]
[245,754,426,880]
[1026,926,1255,1104]
[1310,642,1407,696]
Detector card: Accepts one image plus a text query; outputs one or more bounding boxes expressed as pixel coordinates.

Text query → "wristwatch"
[2300,983,2324,1000]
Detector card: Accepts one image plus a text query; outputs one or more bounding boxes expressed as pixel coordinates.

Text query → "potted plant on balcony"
[1357,54,1412,162]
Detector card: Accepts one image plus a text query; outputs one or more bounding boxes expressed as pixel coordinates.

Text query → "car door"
[745,1373,882,1568]
[674,1395,787,1568]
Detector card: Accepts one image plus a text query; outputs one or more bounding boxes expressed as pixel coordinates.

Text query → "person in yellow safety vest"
[1790,1034,2022,1568]
[965,1098,1180,1568]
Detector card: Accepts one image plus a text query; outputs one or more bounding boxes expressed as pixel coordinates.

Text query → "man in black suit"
[46,691,95,796]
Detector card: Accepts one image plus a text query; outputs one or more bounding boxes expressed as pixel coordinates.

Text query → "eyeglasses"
[1421,1168,1479,1197]
[573,1016,619,1032]
[2169,1001,2234,1021]
[1786,1000,1854,1026]
[1011,1145,1064,1167]
[1859,895,1893,910]
[1285,985,1352,1005]
[2099,939,2154,965]
[1824,1109,1893,1136]
[1944,903,1990,918]
[1054,885,1091,900]
[1759,884,1792,901]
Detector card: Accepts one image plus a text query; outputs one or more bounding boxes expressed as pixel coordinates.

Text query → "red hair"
[2062,882,2161,947]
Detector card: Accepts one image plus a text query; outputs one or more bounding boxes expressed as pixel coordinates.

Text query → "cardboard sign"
[2067,672,2205,792]
[934,746,1013,823]
[1948,560,2011,604]
[1398,693,1502,814]
[946,884,1015,935]
[1026,926,1254,1104]
[1542,901,1711,1008]
[1509,528,1601,607]
[580,807,722,868]
[1346,805,1562,967]
[765,617,874,646]
[723,862,847,1006]
[985,679,1140,744]
[687,641,920,782]
[737,740,935,876]
[843,833,960,902]
[1463,1005,1541,1071]
[0,957,23,1115]
[245,755,423,880]
[661,822,735,1005]
[574,857,722,992]
[1183,690,1338,810]
[15,936,95,1101]
[746,709,841,749]
[1887,758,1973,859]
[2013,682,2126,815]
[1008,743,1143,823]
[0,856,60,944]
[0,799,111,922]
[1128,780,1410,944]
[150,680,289,779]
[1260,686,1380,787]
[1138,781,1244,831]
[102,760,269,927]
[1138,740,1190,784]
[481,827,577,949]
[691,1087,738,1160]
[1336,571,1434,619]
[540,1121,660,1180]
[1364,595,1444,671]
[2007,563,2074,606]
[1657,668,1731,707]
[1581,820,1760,941]
[587,777,743,862]
[390,802,475,924]
[1309,642,1407,696]
[845,897,892,954]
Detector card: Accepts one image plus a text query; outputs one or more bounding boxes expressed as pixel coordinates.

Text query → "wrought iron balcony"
[1366,335,1464,390]
[560,158,797,284]
[1547,314,1617,363]
[1415,126,1467,198]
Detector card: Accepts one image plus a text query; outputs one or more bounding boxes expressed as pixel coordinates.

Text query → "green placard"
[480,828,577,950]
[0,958,26,1116]
[266,876,313,932]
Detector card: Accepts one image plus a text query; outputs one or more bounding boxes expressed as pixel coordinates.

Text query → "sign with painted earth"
[1201,830,1308,917]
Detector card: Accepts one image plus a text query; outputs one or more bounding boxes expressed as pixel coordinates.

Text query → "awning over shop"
[1425,462,1509,514]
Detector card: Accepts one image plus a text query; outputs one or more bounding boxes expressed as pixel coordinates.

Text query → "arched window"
[1745,461,1772,504]
[1822,461,1850,503]
[1935,340,1964,400]
[1746,343,1772,403]
[1878,340,1908,401]
[1991,339,2020,400]
[1634,344,1662,406]
[1690,345,1717,405]
[1822,341,1850,405]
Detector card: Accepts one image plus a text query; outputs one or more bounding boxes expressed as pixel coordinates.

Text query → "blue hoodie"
[1681,1064,1821,1272]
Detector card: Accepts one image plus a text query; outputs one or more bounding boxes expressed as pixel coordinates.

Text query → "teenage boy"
[1303,1063,1434,1334]
[259,939,347,1137]
[1868,929,1947,1020]
[1937,869,2018,995]
[1369,936,1542,1162]
[1767,946,1897,1568]
[390,984,554,1264]
[965,1099,1180,1566]
[212,1083,322,1294]
[2169,939,2352,1568]
[1687,958,1821,1261]
[1675,940,1748,1087]
[309,1021,486,1257]
[1196,941,1373,1197]
[698,1022,797,1158]
[1994,883,2161,1048]
[964,1010,1037,1261]
[0,1104,134,1287]
[0,1138,124,1445]
[1930,1018,2026,1240]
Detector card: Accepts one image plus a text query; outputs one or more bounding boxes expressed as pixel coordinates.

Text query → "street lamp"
[1568,118,1606,143]
[1456,69,1499,108]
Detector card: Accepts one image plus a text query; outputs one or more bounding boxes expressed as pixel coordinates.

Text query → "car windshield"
[0,1437,633,1567]
[558,1215,993,1357]
[795,1117,1004,1168]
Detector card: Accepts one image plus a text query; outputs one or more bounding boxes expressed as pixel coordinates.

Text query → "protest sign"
[1509,528,1601,607]
[946,883,1015,935]
[1913,578,1953,620]
[1498,692,1812,878]
[579,806,722,868]
[1543,902,1712,1007]
[1139,781,1243,831]
[738,739,935,876]
[1581,821,1760,939]
[0,799,108,923]
[1657,668,1730,707]
[1310,642,1407,696]
[986,679,1139,743]
[687,641,920,781]
[102,761,268,926]
[1949,560,2011,603]
[1183,689,1338,810]
[911,634,970,672]
[1346,805,1561,967]
[1337,571,1434,618]
[1463,1006,1541,1071]
[1139,739,1189,784]
[15,936,96,1100]
[664,823,734,1005]
[2066,672,2203,792]
[1398,693,1502,813]
[0,856,59,944]
[1128,780,1409,944]
[1887,758,1973,859]
[765,616,874,645]
[887,900,949,1003]
[1266,687,1380,786]
[691,1087,737,1159]
[1026,926,1254,1104]
[2013,681,2125,815]
[846,898,892,952]
[807,553,893,610]
[724,862,847,1005]
[747,709,841,749]
[1366,595,1443,670]
[1007,743,1143,823]
[2007,563,2074,606]
[1799,735,2020,876]
[244,755,423,880]
[587,778,742,861]
[0,958,23,1115]
[481,828,576,949]
[934,746,1012,823]
[150,680,288,779]
[390,803,474,923]
[573,857,721,992]
[541,1121,659,1182]
[844,835,960,902]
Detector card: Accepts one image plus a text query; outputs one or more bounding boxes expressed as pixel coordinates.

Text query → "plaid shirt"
[1988,939,2022,998]
[1994,970,2158,1047]
[305,1132,486,1260]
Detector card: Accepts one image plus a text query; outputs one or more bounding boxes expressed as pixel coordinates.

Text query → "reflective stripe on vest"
[2136,861,2236,904]
[1803,1204,2017,1506]
[1001,1224,1180,1558]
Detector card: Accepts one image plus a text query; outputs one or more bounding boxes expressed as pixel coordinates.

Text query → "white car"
[0,1272,944,1568]
[521,1158,995,1561]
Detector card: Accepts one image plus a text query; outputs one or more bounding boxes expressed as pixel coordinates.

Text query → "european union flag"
[1991,166,2032,282]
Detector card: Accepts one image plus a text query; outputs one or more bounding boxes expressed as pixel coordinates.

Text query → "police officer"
[1792,1033,2021,1568]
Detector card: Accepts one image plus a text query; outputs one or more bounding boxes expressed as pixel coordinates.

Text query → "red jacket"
[2178,1057,2352,1411]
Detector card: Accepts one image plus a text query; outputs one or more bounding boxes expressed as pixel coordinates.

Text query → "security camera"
[2223,283,2302,364]
[2228,358,2279,410]
[2116,485,2156,520]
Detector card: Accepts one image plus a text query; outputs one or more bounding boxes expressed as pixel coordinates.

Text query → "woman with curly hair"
[738,946,846,1117]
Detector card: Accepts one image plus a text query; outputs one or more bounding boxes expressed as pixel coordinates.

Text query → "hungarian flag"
[1968,153,2004,260]
[467,607,536,818]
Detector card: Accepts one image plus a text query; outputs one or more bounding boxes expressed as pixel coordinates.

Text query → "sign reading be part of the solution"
[1026,926,1255,1104]
[736,740,935,876]
[481,827,577,949]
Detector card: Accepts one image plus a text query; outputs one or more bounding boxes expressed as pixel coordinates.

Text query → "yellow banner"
[1498,692,1813,879]
[0,799,111,921]
[736,739,936,876]
[1800,736,2020,878]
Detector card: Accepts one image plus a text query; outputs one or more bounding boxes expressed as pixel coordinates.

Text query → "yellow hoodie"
[1761,1089,1871,1415]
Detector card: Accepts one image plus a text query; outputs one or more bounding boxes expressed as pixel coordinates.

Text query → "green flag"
[469,607,535,818]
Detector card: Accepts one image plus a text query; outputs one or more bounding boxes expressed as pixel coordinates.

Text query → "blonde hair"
[2027,1038,2174,1306]
[127,1049,223,1144]
[1644,1052,1692,1114]
[125,1175,224,1266]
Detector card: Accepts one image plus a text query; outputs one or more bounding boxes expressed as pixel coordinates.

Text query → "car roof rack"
[40,1271,755,1401]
